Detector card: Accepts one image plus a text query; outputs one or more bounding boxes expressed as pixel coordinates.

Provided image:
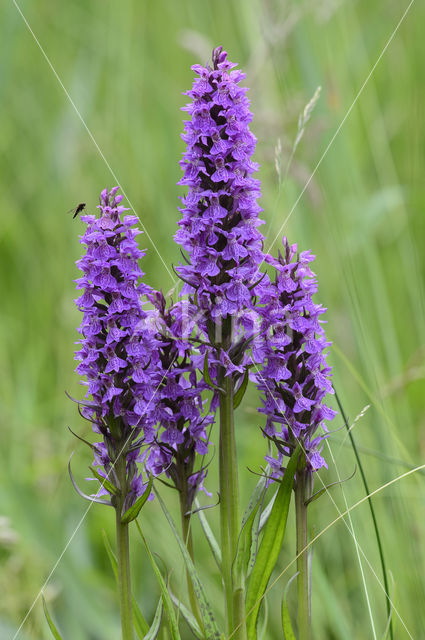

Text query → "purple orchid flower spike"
[73,186,157,513]
[174,46,267,381]
[144,291,214,514]
[256,237,336,478]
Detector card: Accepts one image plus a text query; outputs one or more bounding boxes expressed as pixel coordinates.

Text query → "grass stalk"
[335,390,393,640]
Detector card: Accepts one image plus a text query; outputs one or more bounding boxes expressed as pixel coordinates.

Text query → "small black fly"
[68,203,86,219]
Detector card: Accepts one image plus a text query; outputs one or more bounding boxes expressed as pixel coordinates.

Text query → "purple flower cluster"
[144,292,213,509]
[174,46,265,369]
[72,49,336,511]
[74,187,155,506]
[256,238,336,475]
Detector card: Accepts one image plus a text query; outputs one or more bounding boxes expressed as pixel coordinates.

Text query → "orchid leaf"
[155,490,221,639]
[195,498,222,569]
[68,455,112,506]
[233,471,267,584]
[101,530,150,638]
[305,467,356,506]
[203,352,224,392]
[258,594,269,640]
[121,475,153,524]
[169,591,202,639]
[281,574,298,640]
[245,445,300,640]
[143,597,163,640]
[135,521,181,640]
[88,465,119,496]
[258,487,277,532]
[233,369,249,409]
[67,426,99,453]
[42,596,64,640]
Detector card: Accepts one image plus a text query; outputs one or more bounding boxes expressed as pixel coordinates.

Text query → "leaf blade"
[169,591,202,639]
[155,490,221,640]
[121,476,153,524]
[42,596,64,640]
[281,574,298,640]
[233,369,249,409]
[245,446,300,640]
[135,521,181,640]
[195,499,222,570]
[143,597,163,640]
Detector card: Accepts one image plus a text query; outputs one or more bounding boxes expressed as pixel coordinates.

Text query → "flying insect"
[68,202,86,219]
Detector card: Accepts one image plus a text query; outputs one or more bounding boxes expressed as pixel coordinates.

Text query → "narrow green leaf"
[233,369,249,409]
[233,472,266,584]
[258,490,277,532]
[203,352,216,390]
[88,465,119,496]
[42,596,64,640]
[155,490,221,640]
[102,530,150,637]
[258,595,268,640]
[305,468,356,506]
[68,426,99,453]
[202,352,224,392]
[195,499,222,569]
[245,445,300,640]
[281,574,298,640]
[169,591,202,639]
[135,521,181,640]
[143,597,163,640]
[68,456,112,506]
[121,476,153,524]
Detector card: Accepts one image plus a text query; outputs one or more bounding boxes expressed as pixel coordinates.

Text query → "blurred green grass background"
[1,0,424,638]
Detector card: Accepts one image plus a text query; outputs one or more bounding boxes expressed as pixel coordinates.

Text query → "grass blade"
[245,445,300,640]
[335,390,393,640]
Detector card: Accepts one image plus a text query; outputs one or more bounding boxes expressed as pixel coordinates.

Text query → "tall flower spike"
[175,46,266,375]
[144,292,213,512]
[74,187,156,511]
[256,237,336,477]
[176,48,266,638]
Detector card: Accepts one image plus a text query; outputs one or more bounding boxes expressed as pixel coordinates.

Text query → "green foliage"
[101,530,150,638]
[135,523,182,640]
[233,370,249,410]
[121,476,153,524]
[245,446,300,639]
[42,597,64,640]
[281,575,298,640]
[143,597,163,640]
[155,491,221,640]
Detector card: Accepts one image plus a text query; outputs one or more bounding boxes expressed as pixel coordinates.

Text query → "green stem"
[219,367,246,639]
[295,465,310,640]
[179,489,203,629]
[115,454,134,640]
